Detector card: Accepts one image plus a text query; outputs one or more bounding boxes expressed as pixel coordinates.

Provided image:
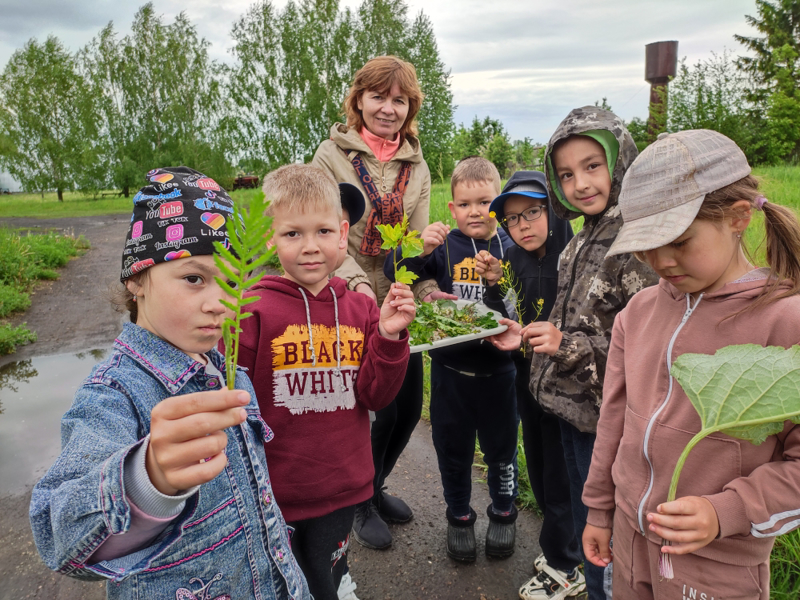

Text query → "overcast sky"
[0,0,759,143]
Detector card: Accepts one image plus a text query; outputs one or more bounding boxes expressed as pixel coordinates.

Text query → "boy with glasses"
[480,171,585,598]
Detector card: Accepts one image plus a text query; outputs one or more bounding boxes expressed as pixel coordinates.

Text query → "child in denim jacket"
[29,168,309,600]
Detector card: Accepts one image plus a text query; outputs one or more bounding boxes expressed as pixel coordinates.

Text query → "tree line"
[1,0,798,199]
[0,0,454,199]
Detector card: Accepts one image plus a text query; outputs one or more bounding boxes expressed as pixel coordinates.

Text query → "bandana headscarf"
[120,167,235,281]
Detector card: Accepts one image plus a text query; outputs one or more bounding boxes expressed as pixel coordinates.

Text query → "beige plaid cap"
[607,129,751,257]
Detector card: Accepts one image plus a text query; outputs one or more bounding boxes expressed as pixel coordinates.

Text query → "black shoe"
[352,500,392,549]
[485,504,517,559]
[446,507,477,563]
[375,487,413,523]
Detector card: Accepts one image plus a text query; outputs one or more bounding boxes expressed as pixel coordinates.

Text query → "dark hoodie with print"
[483,171,574,330]
[235,275,410,522]
[529,107,659,434]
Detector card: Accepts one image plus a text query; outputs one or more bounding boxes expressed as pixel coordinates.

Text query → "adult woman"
[312,55,435,550]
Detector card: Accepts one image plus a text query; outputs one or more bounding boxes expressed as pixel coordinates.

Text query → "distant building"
[0,170,21,193]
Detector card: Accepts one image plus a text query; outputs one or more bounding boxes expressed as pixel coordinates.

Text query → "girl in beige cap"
[581,130,800,600]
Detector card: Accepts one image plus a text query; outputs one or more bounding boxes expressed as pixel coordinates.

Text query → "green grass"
[0,190,132,218]
[0,227,88,354]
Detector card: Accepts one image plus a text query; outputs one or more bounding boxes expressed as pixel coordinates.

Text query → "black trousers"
[430,360,519,517]
[371,352,424,493]
[286,504,356,600]
[515,353,582,572]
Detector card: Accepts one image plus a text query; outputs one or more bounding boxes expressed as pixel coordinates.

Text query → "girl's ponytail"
[698,174,800,310]
[760,199,800,302]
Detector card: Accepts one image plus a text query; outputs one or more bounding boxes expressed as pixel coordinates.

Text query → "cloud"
[0,0,760,144]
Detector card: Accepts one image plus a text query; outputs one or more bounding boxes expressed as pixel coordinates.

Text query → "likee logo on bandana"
[451,257,484,301]
[271,323,365,414]
[159,201,184,219]
[131,221,143,239]
[201,212,225,230]
[129,258,154,274]
[150,173,174,184]
[166,224,184,241]
[165,250,192,261]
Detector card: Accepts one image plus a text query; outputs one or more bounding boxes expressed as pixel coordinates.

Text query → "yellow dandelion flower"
[489,211,496,218]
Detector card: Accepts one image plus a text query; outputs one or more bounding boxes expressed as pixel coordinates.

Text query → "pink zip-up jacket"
[583,270,800,566]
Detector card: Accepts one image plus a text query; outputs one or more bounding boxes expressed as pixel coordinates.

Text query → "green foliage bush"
[0,323,36,355]
[0,228,86,354]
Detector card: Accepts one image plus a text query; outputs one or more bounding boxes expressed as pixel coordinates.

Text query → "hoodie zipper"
[635,292,703,535]
[534,219,598,401]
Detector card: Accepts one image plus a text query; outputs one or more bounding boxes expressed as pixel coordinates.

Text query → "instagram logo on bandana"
[131,221,143,239]
[165,224,183,241]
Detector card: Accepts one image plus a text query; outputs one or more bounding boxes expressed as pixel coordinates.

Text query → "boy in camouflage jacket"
[525,107,658,599]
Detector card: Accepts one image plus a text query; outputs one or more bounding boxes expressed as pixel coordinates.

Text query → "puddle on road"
[0,349,109,496]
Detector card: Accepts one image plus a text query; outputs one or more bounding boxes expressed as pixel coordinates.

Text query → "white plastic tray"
[409,299,508,354]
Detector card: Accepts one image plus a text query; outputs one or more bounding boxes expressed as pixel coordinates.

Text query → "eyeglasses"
[501,206,546,228]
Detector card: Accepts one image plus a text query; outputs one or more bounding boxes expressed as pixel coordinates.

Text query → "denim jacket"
[30,323,310,600]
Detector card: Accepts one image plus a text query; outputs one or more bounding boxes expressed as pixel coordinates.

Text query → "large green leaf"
[672,344,800,445]
[666,344,800,502]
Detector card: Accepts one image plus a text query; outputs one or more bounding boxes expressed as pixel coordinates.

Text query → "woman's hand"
[583,524,613,567]
[647,497,720,555]
[420,222,450,256]
[522,321,563,356]
[488,318,523,351]
[354,282,378,304]
[475,250,502,286]
[147,389,250,495]
[379,282,416,339]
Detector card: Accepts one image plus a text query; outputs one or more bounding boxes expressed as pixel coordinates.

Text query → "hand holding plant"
[420,222,450,256]
[657,343,800,579]
[475,250,502,286]
[378,282,416,340]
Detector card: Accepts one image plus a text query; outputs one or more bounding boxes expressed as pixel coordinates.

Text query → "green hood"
[544,106,638,221]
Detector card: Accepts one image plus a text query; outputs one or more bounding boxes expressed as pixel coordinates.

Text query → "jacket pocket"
[611,406,651,519]
[141,494,244,576]
[650,422,742,502]
[246,411,274,444]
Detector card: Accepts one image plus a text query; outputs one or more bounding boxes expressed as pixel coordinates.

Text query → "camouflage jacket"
[530,107,659,434]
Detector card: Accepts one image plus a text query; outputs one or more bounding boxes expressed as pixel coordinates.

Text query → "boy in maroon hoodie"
[237,164,415,600]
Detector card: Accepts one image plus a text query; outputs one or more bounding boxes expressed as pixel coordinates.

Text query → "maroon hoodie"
[236,275,410,522]
[583,270,800,567]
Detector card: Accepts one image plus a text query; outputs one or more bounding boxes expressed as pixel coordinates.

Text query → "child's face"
[642,215,749,296]
[552,136,611,216]
[502,195,549,257]
[272,205,348,296]
[449,180,497,240]
[126,256,234,361]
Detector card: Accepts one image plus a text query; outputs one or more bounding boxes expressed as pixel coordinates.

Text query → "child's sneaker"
[445,507,477,563]
[337,570,360,600]
[352,500,392,549]
[518,555,586,600]
[375,487,413,523]
[485,503,517,559]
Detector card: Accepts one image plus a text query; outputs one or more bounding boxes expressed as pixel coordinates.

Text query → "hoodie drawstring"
[329,287,346,392]
[297,286,346,392]
[297,287,317,367]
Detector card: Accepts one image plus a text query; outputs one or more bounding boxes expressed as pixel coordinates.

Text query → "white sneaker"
[519,556,586,600]
[337,571,360,600]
